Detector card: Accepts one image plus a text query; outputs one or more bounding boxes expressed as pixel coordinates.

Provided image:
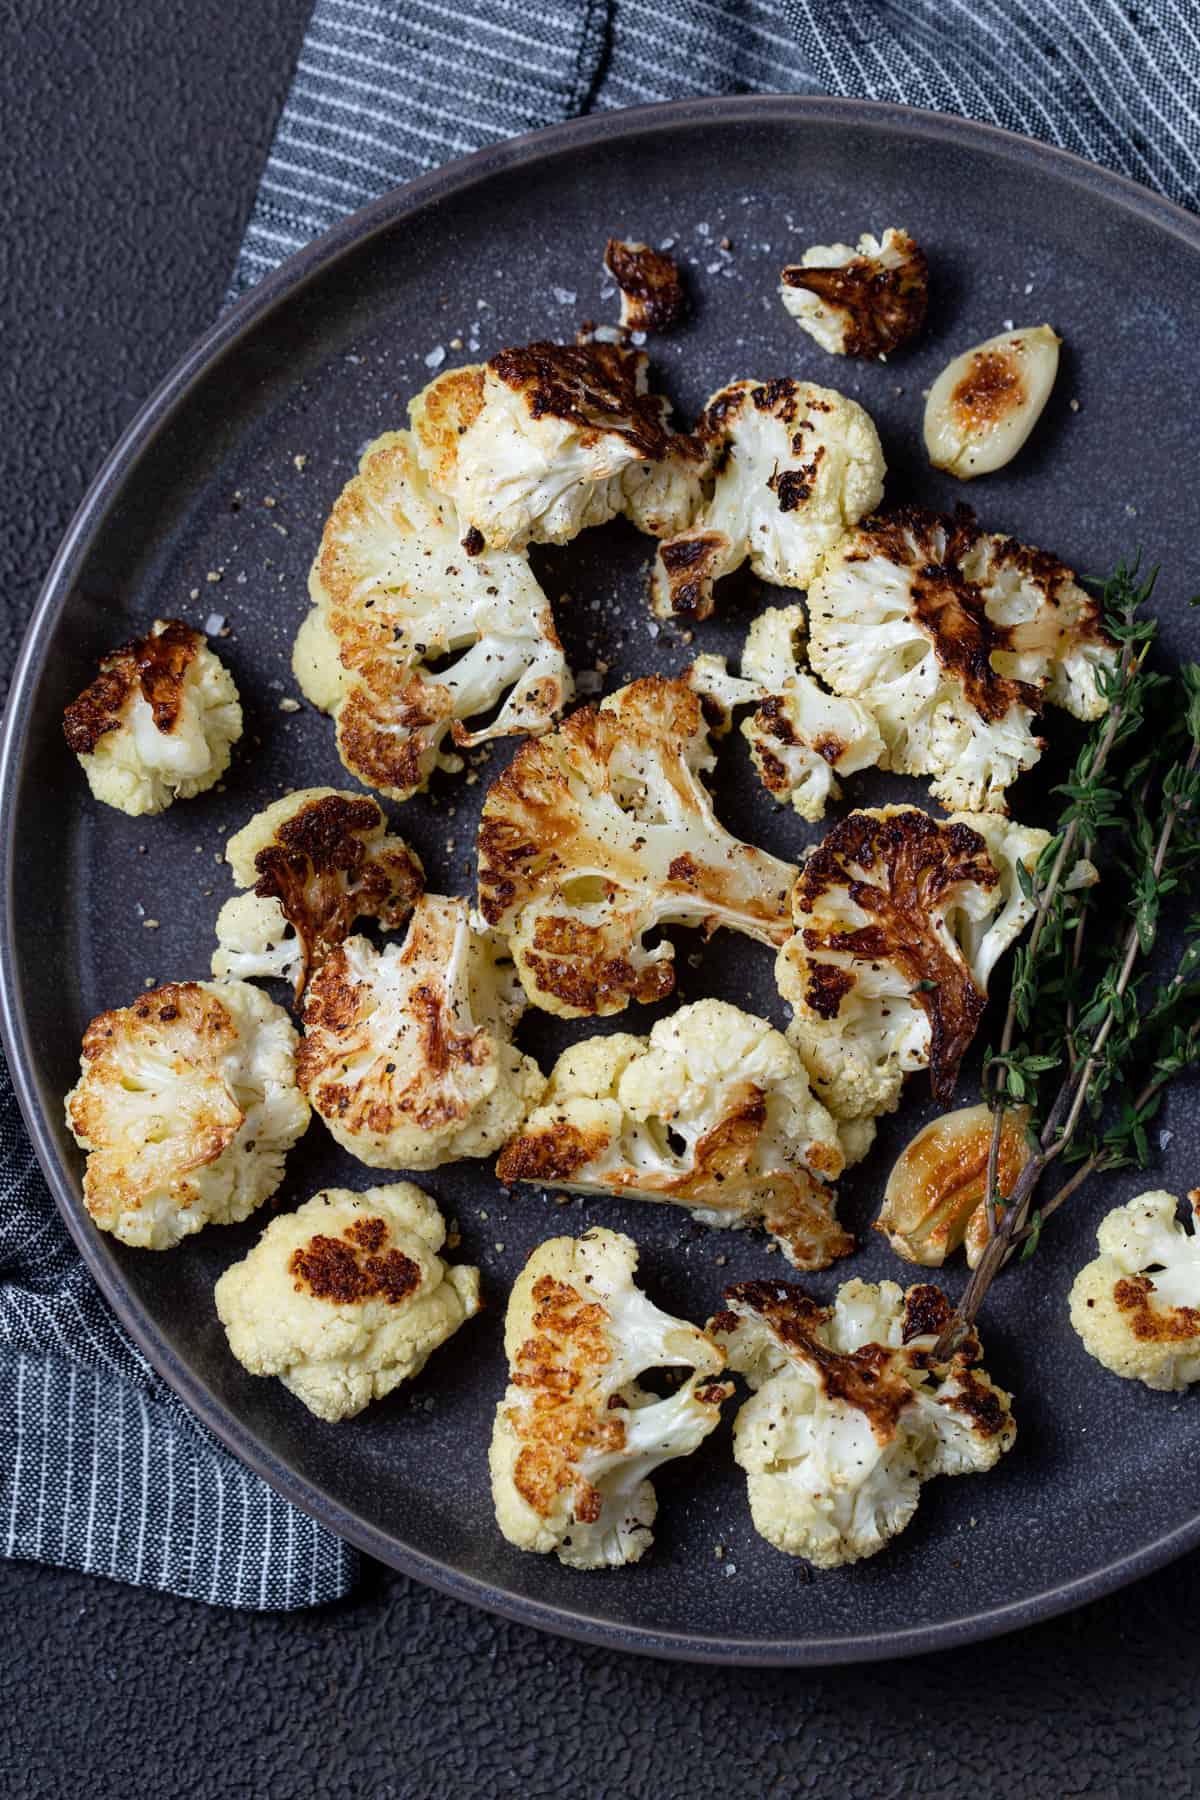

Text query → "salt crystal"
[424,345,446,369]
[204,613,226,637]
[552,287,577,306]
[1160,1128,1174,1149]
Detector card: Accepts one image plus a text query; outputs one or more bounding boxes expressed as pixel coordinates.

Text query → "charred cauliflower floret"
[63,619,242,817]
[1069,1191,1200,1391]
[779,227,928,358]
[297,894,544,1169]
[807,507,1116,812]
[692,604,884,822]
[214,1182,480,1421]
[410,343,709,551]
[776,807,1050,1122]
[603,238,687,333]
[497,999,852,1269]
[64,980,309,1250]
[476,675,797,1018]
[711,1277,1015,1567]
[211,788,424,1000]
[292,430,570,802]
[925,325,1061,479]
[490,1228,730,1568]
[877,1102,1034,1267]
[651,377,885,621]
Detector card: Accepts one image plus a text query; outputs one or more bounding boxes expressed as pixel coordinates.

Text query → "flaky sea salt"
[424,345,446,369]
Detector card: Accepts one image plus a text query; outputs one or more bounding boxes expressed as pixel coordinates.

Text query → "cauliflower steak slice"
[215,1182,480,1421]
[692,603,884,822]
[711,1277,1015,1567]
[410,343,709,550]
[497,999,852,1268]
[212,787,424,999]
[477,674,798,1018]
[63,618,242,816]
[65,980,309,1249]
[651,377,885,621]
[779,227,928,358]
[1069,1191,1200,1391]
[293,430,570,801]
[297,894,544,1169]
[776,807,1050,1121]
[490,1227,730,1568]
[807,507,1117,811]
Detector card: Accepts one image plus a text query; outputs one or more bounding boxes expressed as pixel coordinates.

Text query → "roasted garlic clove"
[924,325,1060,479]
[876,1102,1032,1266]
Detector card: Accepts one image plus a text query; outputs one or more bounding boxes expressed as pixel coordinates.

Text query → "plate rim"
[5,92,1200,1664]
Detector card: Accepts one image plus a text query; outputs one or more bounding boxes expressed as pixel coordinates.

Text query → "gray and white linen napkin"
[6,0,1199,1611]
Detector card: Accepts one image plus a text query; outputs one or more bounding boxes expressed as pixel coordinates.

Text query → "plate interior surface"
[5,99,1200,1662]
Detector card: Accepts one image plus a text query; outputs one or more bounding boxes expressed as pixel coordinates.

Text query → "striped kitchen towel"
[8,0,1200,1612]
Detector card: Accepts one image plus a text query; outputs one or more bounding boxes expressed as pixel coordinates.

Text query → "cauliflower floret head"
[497,998,852,1268]
[711,1277,1015,1566]
[410,344,709,551]
[292,430,570,802]
[779,227,928,358]
[65,980,309,1249]
[1069,1190,1200,1391]
[603,238,687,333]
[877,1101,1033,1268]
[214,1181,480,1421]
[691,604,884,822]
[477,674,797,1018]
[776,806,1049,1121]
[807,507,1117,812]
[297,894,544,1169]
[211,788,424,999]
[651,377,885,621]
[63,619,242,817]
[489,1227,730,1567]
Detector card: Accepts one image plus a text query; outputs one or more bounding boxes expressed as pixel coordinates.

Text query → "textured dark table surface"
[4,5,1198,1795]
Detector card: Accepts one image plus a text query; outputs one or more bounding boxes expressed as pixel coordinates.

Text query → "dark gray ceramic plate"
[4,96,1199,1665]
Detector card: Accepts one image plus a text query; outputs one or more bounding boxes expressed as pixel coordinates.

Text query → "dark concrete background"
[3,3,1198,1793]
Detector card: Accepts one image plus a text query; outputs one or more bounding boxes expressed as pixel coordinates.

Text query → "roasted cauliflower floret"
[297,894,544,1169]
[692,604,884,822]
[292,430,570,802]
[63,619,242,817]
[807,507,1116,812]
[651,377,884,621]
[490,1228,730,1568]
[64,980,309,1249]
[779,227,928,358]
[877,1102,1034,1267]
[1069,1191,1200,1391]
[497,999,852,1269]
[776,807,1049,1121]
[410,343,709,551]
[477,675,797,1018]
[603,238,687,333]
[214,1182,480,1421]
[925,325,1061,479]
[211,788,424,1000]
[711,1277,1015,1567]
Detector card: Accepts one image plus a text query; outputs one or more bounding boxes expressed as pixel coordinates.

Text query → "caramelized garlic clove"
[924,325,1061,479]
[876,1102,1032,1266]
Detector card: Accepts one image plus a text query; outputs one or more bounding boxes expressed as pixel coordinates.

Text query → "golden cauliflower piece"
[476,674,797,1018]
[779,227,928,358]
[1069,1191,1200,1391]
[497,999,852,1269]
[65,980,309,1249]
[211,787,424,1000]
[410,344,709,550]
[63,618,242,816]
[297,894,544,1169]
[293,430,570,802]
[806,507,1117,812]
[214,1182,480,1422]
[650,377,885,621]
[489,1227,730,1568]
[876,1102,1033,1267]
[711,1277,1015,1567]
[776,807,1051,1122]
